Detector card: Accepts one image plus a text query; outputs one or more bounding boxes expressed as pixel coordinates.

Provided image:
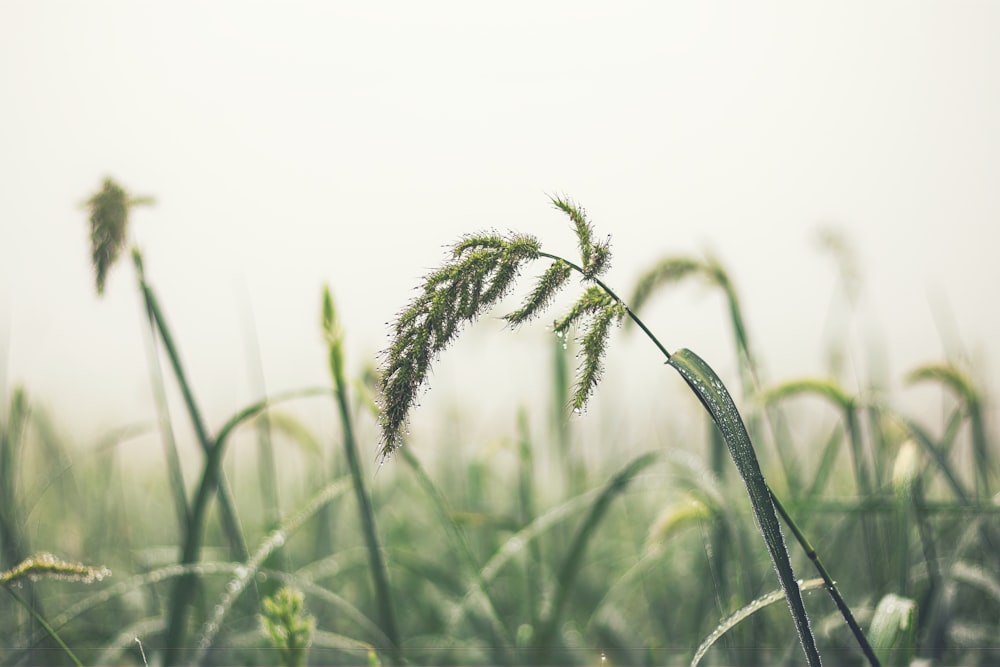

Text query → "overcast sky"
[2,2,998,448]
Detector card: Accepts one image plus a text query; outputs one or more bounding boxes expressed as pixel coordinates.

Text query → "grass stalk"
[376,203,856,666]
[162,387,329,664]
[516,409,544,630]
[3,586,84,667]
[398,446,515,659]
[131,251,191,532]
[192,478,352,663]
[136,252,249,563]
[0,387,28,571]
[770,490,880,667]
[535,451,658,663]
[238,291,283,530]
[907,363,992,497]
[322,288,401,664]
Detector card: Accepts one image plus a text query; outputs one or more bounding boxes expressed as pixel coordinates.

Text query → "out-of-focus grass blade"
[667,348,821,667]
[806,424,845,500]
[868,594,916,666]
[536,451,658,658]
[691,578,825,667]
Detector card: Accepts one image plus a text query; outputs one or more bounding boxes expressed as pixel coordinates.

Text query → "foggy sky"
[2,2,998,450]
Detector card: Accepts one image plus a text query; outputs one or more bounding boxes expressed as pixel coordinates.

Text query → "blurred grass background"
[1,243,997,665]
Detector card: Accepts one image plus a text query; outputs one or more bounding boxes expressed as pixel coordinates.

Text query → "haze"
[2,3,998,448]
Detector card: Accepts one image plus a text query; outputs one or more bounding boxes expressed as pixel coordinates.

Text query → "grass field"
[0,183,997,666]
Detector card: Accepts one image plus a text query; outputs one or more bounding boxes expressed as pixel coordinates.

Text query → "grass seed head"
[378,232,541,459]
[83,177,154,295]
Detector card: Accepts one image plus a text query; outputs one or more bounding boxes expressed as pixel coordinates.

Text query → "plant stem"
[325,314,402,664]
[542,249,880,666]
[770,490,881,667]
[132,251,191,531]
[537,251,671,360]
[162,388,328,665]
[139,276,249,561]
[3,586,84,667]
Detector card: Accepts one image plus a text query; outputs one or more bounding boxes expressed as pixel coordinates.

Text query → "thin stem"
[541,248,878,666]
[3,586,84,667]
[331,359,402,664]
[132,251,191,531]
[162,387,329,665]
[770,489,881,667]
[537,251,672,360]
[140,273,248,561]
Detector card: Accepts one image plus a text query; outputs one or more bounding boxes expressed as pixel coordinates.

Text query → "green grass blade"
[868,594,916,666]
[902,417,970,504]
[193,478,352,663]
[691,578,825,667]
[907,362,992,497]
[322,287,401,664]
[536,451,658,659]
[516,410,545,628]
[141,276,249,563]
[0,387,28,569]
[238,290,283,530]
[2,585,84,667]
[667,348,821,667]
[163,387,330,664]
[398,447,515,656]
[805,425,845,500]
[132,250,191,534]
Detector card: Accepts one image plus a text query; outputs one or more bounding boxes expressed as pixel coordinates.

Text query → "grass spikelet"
[83,177,154,295]
[551,197,595,269]
[627,256,704,317]
[0,552,110,585]
[550,286,625,411]
[761,378,855,412]
[905,362,977,406]
[552,286,613,333]
[379,233,540,457]
[645,495,713,555]
[574,299,625,412]
[261,587,315,667]
[906,361,991,495]
[505,260,572,326]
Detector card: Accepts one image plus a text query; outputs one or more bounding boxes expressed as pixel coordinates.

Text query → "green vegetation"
[0,179,997,666]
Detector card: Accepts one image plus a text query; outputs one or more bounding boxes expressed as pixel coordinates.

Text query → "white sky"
[1,2,998,449]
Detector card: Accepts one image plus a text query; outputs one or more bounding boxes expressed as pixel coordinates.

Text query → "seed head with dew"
[377,197,624,460]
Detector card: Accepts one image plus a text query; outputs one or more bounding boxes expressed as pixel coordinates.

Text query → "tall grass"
[0,184,997,665]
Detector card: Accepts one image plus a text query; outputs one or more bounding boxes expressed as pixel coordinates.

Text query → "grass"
[0,180,997,665]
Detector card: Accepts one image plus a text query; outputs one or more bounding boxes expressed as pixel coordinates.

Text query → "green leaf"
[868,594,915,666]
[667,348,821,667]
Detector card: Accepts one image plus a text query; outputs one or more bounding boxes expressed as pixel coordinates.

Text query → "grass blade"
[163,387,330,664]
[691,578,825,667]
[193,478,352,663]
[536,451,658,661]
[322,287,401,664]
[667,348,822,667]
[132,251,190,533]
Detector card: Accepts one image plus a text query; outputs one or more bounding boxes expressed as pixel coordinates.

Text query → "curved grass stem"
[547,250,878,667]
